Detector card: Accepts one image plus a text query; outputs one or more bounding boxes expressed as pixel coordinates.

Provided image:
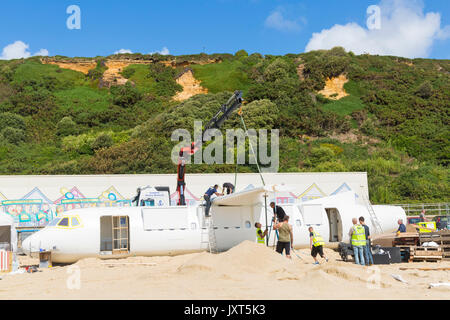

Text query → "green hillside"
[0,49,448,204]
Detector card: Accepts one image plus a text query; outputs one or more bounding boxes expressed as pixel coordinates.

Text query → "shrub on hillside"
[110,82,142,108]
[91,132,114,150]
[1,126,25,144]
[263,58,291,82]
[56,116,78,136]
[415,81,433,99]
[0,112,26,132]
[235,50,249,58]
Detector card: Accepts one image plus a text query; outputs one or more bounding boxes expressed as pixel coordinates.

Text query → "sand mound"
[177,241,300,279]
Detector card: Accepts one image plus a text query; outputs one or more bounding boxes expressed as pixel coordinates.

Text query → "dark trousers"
[204,195,211,216]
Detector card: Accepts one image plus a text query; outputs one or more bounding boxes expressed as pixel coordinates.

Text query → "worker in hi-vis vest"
[254,222,268,244]
[308,226,328,265]
[348,217,367,266]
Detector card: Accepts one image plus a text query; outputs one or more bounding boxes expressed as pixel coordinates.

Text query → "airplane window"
[48,218,61,227]
[72,217,80,226]
[245,221,251,228]
[58,217,69,227]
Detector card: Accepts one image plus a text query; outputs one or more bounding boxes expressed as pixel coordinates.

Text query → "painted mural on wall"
[0,181,356,227]
[297,183,327,202]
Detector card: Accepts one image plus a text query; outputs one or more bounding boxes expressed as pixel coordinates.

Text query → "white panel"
[142,208,188,230]
[212,206,243,228]
[299,204,324,225]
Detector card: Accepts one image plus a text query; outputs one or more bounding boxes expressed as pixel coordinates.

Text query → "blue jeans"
[353,245,365,265]
[363,243,374,265]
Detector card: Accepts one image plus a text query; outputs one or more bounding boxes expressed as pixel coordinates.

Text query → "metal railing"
[390,203,449,216]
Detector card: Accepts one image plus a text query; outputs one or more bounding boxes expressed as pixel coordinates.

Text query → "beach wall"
[0,172,368,225]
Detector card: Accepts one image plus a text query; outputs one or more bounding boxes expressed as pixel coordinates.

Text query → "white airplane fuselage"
[22,190,406,263]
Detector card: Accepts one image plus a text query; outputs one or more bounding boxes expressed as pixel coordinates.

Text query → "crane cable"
[238,106,272,247]
[238,109,266,186]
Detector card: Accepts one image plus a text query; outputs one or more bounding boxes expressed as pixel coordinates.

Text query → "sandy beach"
[1,241,449,300]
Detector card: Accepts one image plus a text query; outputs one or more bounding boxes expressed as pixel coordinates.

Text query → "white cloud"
[34,48,49,57]
[114,49,133,54]
[265,9,302,32]
[0,40,49,60]
[305,0,450,58]
[150,47,170,55]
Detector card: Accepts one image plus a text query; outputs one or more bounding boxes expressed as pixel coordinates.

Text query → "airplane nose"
[21,234,40,255]
[21,236,32,255]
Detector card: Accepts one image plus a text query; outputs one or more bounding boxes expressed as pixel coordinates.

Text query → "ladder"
[201,215,218,254]
[361,191,383,234]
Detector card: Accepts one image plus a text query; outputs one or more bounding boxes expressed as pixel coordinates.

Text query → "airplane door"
[325,208,342,242]
[113,216,129,254]
[100,216,129,255]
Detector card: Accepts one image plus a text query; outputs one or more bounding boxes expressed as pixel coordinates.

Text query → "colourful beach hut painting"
[21,187,55,224]
[272,192,297,205]
[331,183,352,196]
[297,183,327,202]
[54,187,87,214]
[170,188,200,206]
[0,192,6,207]
[97,186,131,207]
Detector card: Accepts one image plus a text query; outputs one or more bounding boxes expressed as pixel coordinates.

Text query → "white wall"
[0,172,368,203]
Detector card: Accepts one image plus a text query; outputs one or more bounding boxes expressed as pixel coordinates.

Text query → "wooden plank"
[399,267,450,271]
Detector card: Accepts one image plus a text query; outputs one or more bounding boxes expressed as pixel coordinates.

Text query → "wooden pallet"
[411,258,442,263]
[419,230,450,246]
[410,246,443,262]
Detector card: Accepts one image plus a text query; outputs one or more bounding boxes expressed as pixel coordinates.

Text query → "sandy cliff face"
[42,58,212,100]
[318,74,349,100]
[102,61,130,86]
[43,60,97,74]
[174,69,208,101]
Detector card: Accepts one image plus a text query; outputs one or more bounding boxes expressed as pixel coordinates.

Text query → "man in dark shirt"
[359,216,373,266]
[203,185,223,217]
[270,202,286,222]
[397,219,406,233]
[222,182,235,195]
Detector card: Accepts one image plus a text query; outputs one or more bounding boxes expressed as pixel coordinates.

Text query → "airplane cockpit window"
[58,217,70,227]
[72,217,80,226]
[48,218,61,227]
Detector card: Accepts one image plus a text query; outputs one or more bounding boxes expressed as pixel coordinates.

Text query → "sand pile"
[177,241,302,281]
[1,241,449,300]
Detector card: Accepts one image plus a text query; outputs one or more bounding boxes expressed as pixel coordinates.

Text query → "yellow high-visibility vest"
[351,225,366,246]
[256,228,265,244]
[311,231,325,247]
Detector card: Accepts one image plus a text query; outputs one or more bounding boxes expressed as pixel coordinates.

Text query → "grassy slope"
[0,53,448,203]
[191,60,253,95]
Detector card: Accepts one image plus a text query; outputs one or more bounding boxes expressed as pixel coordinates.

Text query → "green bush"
[110,82,143,108]
[263,58,291,82]
[0,112,26,131]
[91,132,114,150]
[56,116,78,136]
[1,126,25,144]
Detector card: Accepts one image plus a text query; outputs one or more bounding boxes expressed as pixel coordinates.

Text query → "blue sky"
[0,0,449,59]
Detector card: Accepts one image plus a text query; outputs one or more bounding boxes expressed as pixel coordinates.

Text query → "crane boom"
[176,90,243,205]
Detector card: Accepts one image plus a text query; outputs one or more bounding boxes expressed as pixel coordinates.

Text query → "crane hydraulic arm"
[176,90,243,205]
